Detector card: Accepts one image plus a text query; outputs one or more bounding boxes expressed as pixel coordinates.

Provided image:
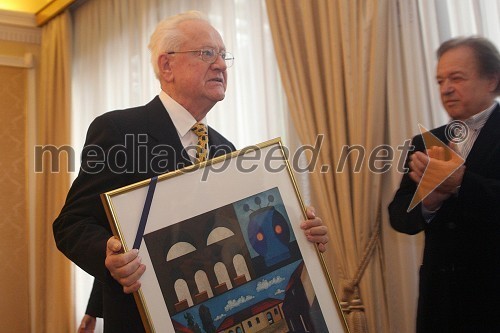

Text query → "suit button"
[446,222,457,229]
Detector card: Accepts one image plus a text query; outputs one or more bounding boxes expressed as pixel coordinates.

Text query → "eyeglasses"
[167,48,234,68]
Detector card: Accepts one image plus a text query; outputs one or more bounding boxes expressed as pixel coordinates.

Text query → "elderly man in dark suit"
[54,11,328,333]
[389,36,500,333]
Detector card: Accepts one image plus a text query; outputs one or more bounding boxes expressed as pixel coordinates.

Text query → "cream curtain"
[36,12,74,332]
[383,2,447,332]
[266,1,390,332]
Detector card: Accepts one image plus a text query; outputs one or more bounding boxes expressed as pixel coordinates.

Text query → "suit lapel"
[144,96,192,168]
[208,128,234,158]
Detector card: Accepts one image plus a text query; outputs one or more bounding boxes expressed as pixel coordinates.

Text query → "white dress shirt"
[158,90,208,163]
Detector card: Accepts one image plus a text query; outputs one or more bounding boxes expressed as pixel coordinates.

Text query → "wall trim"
[25,56,37,333]
[0,9,36,27]
[0,24,41,44]
[0,9,40,44]
[0,53,34,68]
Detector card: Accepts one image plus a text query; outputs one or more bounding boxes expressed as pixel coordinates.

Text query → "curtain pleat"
[266,1,390,332]
[36,11,74,332]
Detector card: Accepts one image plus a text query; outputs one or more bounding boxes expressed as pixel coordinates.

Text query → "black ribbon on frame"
[132,176,158,250]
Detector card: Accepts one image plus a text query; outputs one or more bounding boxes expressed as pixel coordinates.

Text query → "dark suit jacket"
[85,279,103,318]
[53,96,235,333]
[388,104,500,332]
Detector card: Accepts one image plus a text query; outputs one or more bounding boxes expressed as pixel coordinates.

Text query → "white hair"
[148,10,210,79]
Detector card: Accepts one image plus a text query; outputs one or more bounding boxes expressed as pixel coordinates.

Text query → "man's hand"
[300,206,329,253]
[427,146,464,192]
[408,146,465,210]
[104,237,146,294]
[77,314,96,333]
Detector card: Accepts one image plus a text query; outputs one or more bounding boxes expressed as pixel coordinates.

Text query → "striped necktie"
[191,122,208,163]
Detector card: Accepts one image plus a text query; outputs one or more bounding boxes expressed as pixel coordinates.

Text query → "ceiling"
[0,0,52,14]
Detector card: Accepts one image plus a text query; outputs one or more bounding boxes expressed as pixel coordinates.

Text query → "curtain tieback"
[340,205,382,333]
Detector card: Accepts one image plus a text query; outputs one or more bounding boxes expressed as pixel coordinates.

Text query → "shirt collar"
[159,90,207,137]
[463,102,497,131]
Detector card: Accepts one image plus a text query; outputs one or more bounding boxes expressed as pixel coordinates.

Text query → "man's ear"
[158,53,174,81]
[489,74,500,94]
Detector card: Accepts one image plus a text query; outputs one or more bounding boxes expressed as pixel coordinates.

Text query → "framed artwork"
[101,138,349,333]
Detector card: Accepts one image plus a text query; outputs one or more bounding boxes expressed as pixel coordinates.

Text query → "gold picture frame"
[101,138,349,332]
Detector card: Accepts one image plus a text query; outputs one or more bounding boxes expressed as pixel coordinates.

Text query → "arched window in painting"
[207,227,234,245]
[194,270,213,298]
[214,261,233,290]
[267,312,274,324]
[166,242,196,261]
[173,279,193,307]
[233,254,250,282]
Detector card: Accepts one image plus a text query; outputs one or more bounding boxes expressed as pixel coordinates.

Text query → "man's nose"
[211,54,227,70]
[441,80,454,95]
